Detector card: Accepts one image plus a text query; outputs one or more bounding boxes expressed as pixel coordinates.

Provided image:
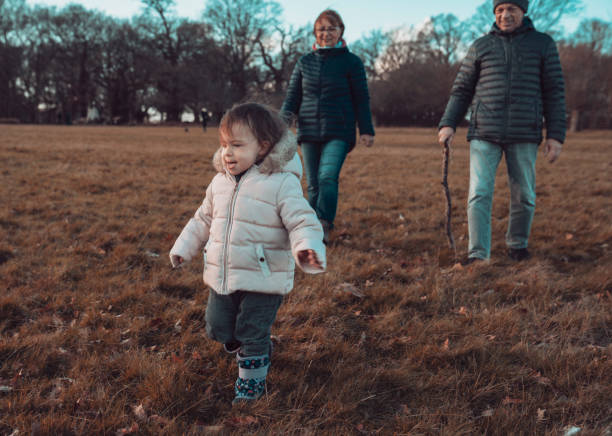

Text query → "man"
[201,108,210,132]
[438,0,566,264]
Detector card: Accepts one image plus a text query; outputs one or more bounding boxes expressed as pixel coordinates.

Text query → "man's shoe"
[508,248,531,261]
[462,256,485,266]
[320,219,331,245]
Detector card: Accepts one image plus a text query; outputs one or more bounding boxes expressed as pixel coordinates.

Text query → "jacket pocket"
[534,104,542,130]
[255,244,271,278]
[472,101,481,129]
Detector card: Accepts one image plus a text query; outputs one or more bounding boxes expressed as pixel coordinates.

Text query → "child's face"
[220,123,267,175]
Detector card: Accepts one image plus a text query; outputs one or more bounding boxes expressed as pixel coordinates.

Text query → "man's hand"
[297,249,322,269]
[438,126,455,148]
[544,138,562,163]
[170,254,184,268]
[359,134,374,148]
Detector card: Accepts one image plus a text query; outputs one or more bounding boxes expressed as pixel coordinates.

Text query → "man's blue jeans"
[301,139,349,227]
[468,139,539,259]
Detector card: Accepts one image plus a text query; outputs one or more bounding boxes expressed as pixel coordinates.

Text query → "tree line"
[1,0,610,130]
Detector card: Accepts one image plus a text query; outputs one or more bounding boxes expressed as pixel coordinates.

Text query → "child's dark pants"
[205,289,283,356]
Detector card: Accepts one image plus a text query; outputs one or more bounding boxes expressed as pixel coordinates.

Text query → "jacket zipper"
[221,174,244,292]
[317,54,323,138]
[503,35,513,140]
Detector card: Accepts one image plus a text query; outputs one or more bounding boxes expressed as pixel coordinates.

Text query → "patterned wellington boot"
[232,353,270,405]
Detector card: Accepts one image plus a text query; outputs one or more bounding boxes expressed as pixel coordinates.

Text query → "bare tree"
[204,0,282,102]
[257,24,312,99]
[418,14,466,65]
[561,19,612,130]
[351,29,390,80]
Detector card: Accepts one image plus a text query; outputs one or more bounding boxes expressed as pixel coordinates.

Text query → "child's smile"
[221,123,267,176]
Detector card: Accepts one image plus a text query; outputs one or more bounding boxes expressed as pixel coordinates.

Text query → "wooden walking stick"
[439,138,457,265]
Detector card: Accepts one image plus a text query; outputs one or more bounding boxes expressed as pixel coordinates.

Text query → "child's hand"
[297,249,322,269]
[170,254,184,268]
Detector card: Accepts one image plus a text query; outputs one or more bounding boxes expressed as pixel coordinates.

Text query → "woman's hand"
[298,249,322,269]
[359,134,374,148]
[544,138,562,163]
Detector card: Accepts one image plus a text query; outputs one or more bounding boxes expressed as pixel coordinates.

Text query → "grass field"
[0,125,610,435]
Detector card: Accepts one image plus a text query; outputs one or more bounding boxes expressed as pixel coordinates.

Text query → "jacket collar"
[212,130,300,179]
[313,39,348,55]
[490,15,534,36]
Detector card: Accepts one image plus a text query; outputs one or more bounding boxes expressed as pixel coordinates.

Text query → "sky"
[26,0,612,42]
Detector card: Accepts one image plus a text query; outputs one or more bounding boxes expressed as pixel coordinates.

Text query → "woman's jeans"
[468,139,538,259]
[205,289,283,356]
[301,139,350,227]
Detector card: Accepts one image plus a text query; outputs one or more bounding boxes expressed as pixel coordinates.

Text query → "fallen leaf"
[457,306,469,316]
[502,396,522,405]
[442,338,449,350]
[563,426,581,436]
[228,415,259,426]
[451,262,463,271]
[536,408,546,422]
[354,310,361,316]
[336,282,365,298]
[115,423,139,436]
[201,425,225,433]
[132,404,147,421]
[565,233,574,240]
[149,415,171,426]
[481,408,494,417]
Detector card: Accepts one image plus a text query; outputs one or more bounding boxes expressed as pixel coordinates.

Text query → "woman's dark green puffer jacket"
[439,17,566,145]
[281,46,375,150]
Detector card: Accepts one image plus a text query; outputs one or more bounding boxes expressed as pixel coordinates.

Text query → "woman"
[281,9,375,243]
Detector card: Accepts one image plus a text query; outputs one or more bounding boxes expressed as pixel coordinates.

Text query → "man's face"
[495,3,525,33]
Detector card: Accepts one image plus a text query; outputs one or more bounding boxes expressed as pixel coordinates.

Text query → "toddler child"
[169,102,326,404]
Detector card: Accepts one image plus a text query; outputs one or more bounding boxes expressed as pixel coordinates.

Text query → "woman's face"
[315,17,341,48]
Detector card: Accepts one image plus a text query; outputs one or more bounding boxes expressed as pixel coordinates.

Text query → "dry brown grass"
[0,125,610,435]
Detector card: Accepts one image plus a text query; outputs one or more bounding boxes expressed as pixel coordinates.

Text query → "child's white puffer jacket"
[169,131,326,295]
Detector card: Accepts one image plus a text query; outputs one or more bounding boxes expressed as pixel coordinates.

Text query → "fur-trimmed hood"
[212,130,301,179]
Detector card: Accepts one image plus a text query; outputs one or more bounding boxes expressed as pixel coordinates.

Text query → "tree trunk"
[569,109,580,132]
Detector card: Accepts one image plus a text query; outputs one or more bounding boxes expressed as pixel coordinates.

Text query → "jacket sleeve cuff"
[169,218,207,263]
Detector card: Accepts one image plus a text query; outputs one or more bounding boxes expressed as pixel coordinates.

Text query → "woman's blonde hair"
[314,9,345,38]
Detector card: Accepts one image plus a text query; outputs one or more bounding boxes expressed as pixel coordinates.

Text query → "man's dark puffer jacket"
[439,16,566,145]
[281,46,375,150]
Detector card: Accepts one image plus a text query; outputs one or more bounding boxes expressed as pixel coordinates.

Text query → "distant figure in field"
[200,108,210,132]
[281,9,375,244]
[169,103,326,404]
[438,0,566,264]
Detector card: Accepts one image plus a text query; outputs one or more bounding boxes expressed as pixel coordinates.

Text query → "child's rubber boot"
[232,353,270,405]
[223,341,241,354]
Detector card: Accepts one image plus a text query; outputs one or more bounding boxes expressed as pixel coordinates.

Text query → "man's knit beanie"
[493,0,528,13]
